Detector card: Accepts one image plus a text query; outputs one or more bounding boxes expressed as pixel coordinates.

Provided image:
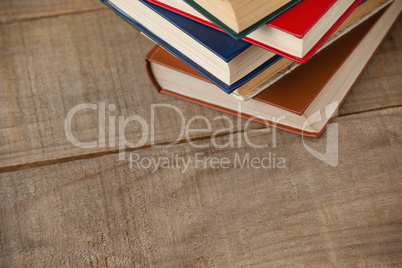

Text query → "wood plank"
[1,107,401,267]
[0,11,401,169]
[0,0,104,24]
[0,9,266,170]
[339,17,402,115]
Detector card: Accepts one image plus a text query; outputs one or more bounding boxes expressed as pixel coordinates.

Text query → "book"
[145,0,401,138]
[232,0,392,101]
[182,0,301,40]
[102,0,280,94]
[103,0,389,96]
[144,0,364,63]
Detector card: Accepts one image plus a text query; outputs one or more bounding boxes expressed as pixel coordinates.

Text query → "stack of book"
[102,0,401,138]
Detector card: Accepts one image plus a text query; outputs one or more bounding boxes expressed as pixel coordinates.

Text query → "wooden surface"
[0,1,401,267]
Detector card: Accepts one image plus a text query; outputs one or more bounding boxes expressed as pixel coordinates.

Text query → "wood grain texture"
[339,17,402,115]
[0,3,402,267]
[1,107,401,267]
[0,9,265,170]
[0,0,105,24]
[0,10,401,170]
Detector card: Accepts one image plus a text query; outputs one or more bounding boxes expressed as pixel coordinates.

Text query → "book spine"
[144,50,163,94]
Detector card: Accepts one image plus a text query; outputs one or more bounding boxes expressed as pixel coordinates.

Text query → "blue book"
[102,0,282,94]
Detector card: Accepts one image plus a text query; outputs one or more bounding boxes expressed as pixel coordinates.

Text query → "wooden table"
[1,1,401,267]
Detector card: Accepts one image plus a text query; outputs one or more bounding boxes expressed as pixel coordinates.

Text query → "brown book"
[145,1,401,138]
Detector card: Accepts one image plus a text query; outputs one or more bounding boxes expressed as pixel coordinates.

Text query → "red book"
[145,0,367,63]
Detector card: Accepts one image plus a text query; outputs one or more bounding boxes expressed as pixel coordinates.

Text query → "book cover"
[145,0,363,63]
[245,0,362,63]
[102,0,282,94]
[182,0,301,40]
[139,0,252,62]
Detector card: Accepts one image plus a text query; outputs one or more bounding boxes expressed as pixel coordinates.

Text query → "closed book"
[144,0,374,63]
[182,0,301,40]
[231,0,391,101]
[103,0,390,97]
[102,0,281,94]
[144,1,400,138]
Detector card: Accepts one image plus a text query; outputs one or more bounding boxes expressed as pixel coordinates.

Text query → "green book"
[183,0,302,40]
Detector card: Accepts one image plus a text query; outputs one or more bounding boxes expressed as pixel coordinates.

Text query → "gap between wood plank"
[0,126,263,175]
[339,104,402,117]
[0,105,400,175]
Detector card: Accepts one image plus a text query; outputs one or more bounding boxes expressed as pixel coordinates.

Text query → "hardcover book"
[103,0,390,96]
[144,1,400,138]
[103,0,280,94]
[231,0,392,101]
[182,0,301,39]
[144,0,367,63]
